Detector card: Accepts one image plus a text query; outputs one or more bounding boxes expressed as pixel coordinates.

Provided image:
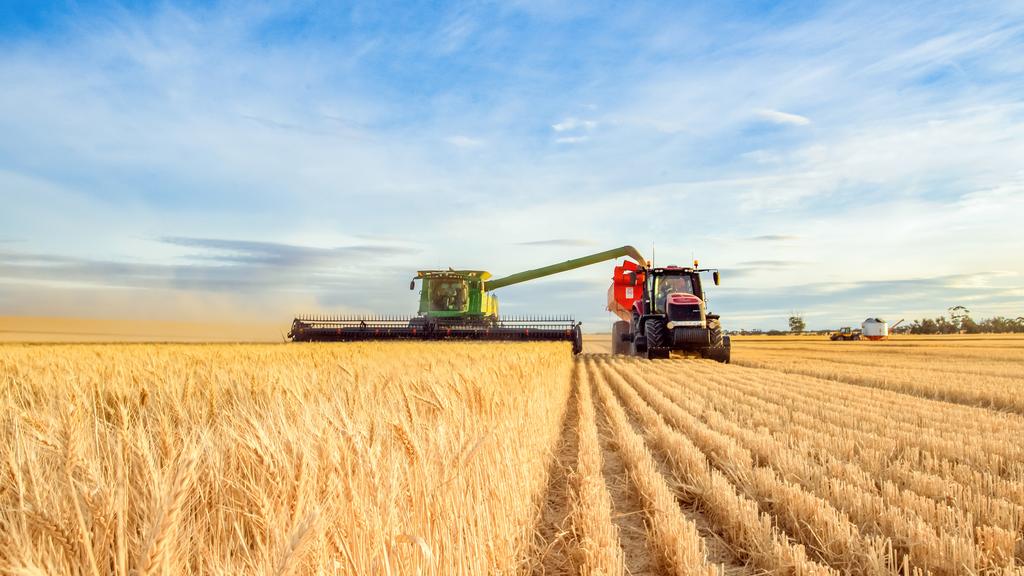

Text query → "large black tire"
[630,316,646,356]
[709,325,724,347]
[630,335,646,356]
[645,319,670,359]
[572,324,583,355]
[611,321,630,355]
[702,335,731,363]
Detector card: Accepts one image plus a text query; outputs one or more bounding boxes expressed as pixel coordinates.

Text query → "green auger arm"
[487,245,647,290]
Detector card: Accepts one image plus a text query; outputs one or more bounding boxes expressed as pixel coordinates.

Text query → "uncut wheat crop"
[0,342,574,575]
[3,336,1024,575]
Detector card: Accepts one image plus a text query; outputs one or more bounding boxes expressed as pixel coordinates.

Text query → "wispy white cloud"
[745,235,802,242]
[550,117,597,144]
[944,271,1018,290]
[552,117,598,132]
[517,238,597,247]
[434,11,478,55]
[741,149,784,164]
[755,109,812,126]
[444,135,485,148]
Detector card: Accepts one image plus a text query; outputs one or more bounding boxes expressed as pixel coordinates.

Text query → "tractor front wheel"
[645,319,670,359]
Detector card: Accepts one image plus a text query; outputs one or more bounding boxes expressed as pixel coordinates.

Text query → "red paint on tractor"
[607,259,645,322]
[666,293,701,306]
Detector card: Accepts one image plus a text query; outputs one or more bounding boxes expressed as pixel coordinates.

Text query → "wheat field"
[2,336,1023,575]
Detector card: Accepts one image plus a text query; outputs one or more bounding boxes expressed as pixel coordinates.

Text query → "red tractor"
[607,260,730,362]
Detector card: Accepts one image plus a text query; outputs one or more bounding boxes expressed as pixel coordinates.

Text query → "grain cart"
[607,259,730,362]
[289,245,647,355]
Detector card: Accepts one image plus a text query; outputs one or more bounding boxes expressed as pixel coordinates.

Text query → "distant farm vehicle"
[607,259,730,363]
[830,327,862,341]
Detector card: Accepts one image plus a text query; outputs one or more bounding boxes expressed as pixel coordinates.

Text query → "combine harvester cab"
[607,259,730,362]
[289,245,651,355]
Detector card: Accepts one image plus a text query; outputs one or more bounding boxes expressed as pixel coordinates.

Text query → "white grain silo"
[861,318,888,340]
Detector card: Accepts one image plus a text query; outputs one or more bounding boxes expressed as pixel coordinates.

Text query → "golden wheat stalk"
[139,448,199,576]
[274,510,319,576]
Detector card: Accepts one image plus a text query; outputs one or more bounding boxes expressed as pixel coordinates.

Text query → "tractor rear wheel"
[630,335,646,356]
[630,316,646,356]
[645,319,670,359]
[611,321,630,355]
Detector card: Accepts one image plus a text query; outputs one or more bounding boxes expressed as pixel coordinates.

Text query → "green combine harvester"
[288,245,647,354]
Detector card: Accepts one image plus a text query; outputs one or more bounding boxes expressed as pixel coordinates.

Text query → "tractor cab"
[650,268,702,314]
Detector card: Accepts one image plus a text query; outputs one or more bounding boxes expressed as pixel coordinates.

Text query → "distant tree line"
[730,307,1024,335]
[898,313,1024,334]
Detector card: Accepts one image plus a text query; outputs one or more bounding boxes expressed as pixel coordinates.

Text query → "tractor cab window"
[429,279,468,312]
[653,275,695,312]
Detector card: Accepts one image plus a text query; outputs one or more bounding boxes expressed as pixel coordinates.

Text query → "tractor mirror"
[713,271,720,286]
[410,280,416,290]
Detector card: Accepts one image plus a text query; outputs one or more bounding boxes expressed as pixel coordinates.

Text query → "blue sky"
[1,0,1023,330]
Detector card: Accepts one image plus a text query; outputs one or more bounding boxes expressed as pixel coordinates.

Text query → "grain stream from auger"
[2,337,1024,574]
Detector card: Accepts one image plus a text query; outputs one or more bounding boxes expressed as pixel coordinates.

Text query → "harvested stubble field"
[1,336,1023,575]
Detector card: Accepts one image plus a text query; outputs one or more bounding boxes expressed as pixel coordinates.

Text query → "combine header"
[289,246,648,354]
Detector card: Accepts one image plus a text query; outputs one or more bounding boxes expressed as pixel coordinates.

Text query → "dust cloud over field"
[2,336,1024,574]
[0,316,284,342]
